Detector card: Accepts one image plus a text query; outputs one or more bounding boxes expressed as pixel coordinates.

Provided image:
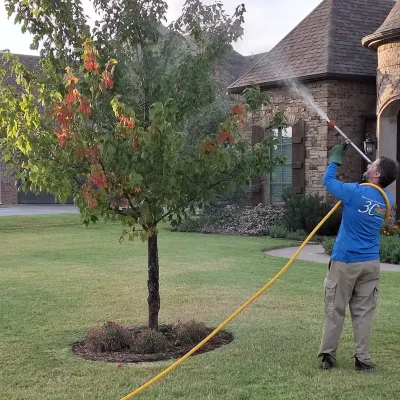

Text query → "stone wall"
[0,162,18,205]
[326,80,377,197]
[244,81,330,201]
[375,41,400,204]
[244,78,376,204]
[377,41,400,114]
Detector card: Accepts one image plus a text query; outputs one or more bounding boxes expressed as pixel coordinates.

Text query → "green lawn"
[1,214,400,400]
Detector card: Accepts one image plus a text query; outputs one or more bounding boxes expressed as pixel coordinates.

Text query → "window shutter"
[291,119,305,195]
[251,125,266,204]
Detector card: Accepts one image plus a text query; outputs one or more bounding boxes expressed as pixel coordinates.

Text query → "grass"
[1,214,400,400]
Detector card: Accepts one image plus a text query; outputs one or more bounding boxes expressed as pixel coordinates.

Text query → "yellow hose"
[120,183,390,400]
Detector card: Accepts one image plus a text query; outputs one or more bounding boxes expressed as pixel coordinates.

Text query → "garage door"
[18,191,73,204]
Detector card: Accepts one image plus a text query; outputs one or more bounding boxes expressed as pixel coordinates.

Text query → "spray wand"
[327,120,372,164]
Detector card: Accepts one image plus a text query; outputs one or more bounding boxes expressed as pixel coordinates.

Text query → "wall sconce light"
[364,137,377,156]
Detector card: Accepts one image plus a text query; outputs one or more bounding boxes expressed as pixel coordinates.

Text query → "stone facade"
[326,80,377,187]
[0,162,18,205]
[246,79,376,204]
[375,41,400,204]
[377,41,400,114]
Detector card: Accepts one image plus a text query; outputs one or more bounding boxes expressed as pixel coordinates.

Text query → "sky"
[0,0,323,56]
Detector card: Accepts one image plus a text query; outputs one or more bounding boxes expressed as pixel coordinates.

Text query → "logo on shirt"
[373,207,386,218]
[358,199,386,219]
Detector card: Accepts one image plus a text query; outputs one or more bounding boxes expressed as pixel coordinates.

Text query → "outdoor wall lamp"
[363,137,377,156]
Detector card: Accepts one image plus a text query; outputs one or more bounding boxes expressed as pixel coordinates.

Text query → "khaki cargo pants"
[318,259,380,364]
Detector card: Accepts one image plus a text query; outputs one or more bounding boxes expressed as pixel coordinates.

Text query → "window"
[269,126,292,203]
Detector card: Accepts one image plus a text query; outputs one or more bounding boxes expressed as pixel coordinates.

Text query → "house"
[0,47,264,205]
[228,0,400,211]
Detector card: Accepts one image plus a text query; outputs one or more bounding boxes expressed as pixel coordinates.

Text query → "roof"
[246,52,268,65]
[228,0,395,92]
[1,53,40,87]
[362,1,400,49]
[213,49,266,93]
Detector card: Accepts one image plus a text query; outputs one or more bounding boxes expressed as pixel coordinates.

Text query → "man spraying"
[318,144,398,371]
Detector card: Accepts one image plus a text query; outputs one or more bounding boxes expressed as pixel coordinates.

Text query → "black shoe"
[321,354,334,370]
[355,358,375,371]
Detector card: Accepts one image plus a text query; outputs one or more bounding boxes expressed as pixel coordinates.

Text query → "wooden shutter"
[291,119,305,195]
[251,125,265,204]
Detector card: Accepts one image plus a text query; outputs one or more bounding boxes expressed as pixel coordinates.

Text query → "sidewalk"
[265,244,400,272]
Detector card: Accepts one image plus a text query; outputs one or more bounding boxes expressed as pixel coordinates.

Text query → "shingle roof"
[362,1,400,49]
[1,53,40,88]
[245,52,268,65]
[213,50,267,93]
[228,0,395,92]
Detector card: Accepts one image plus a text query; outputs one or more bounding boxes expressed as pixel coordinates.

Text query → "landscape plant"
[0,0,285,331]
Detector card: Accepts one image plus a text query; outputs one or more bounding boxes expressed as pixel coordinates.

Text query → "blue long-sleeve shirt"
[324,163,393,263]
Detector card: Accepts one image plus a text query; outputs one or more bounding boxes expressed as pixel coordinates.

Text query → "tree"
[0,0,285,330]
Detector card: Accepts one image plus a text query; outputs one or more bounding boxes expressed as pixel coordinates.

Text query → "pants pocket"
[324,278,337,312]
[372,287,379,308]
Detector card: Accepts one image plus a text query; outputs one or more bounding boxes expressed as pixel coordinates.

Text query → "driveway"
[0,205,79,216]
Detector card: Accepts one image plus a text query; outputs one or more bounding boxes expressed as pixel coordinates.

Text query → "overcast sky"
[0,0,322,56]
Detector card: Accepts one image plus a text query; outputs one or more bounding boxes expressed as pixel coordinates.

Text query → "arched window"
[269,126,292,203]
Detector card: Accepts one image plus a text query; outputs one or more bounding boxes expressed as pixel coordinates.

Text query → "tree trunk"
[147,232,160,330]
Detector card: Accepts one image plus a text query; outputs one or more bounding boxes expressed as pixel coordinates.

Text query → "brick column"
[0,162,18,205]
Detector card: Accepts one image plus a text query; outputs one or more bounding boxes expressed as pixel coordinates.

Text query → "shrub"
[286,229,308,241]
[174,217,202,233]
[282,191,342,236]
[322,235,400,264]
[132,329,168,354]
[267,225,289,239]
[85,321,134,352]
[380,236,400,264]
[173,204,284,236]
[267,225,307,241]
[173,320,209,346]
[322,236,336,256]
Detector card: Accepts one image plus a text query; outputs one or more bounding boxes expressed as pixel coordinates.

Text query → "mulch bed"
[72,324,234,363]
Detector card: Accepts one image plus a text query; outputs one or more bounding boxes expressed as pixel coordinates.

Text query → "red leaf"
[100,71,114,90]
[58,136,68,147]
[64,88,80,104]
[119,115,135,129]
[217,131,230,144]
[85,56,99,72]
[79,97,90,118]
[54,103,73,127]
